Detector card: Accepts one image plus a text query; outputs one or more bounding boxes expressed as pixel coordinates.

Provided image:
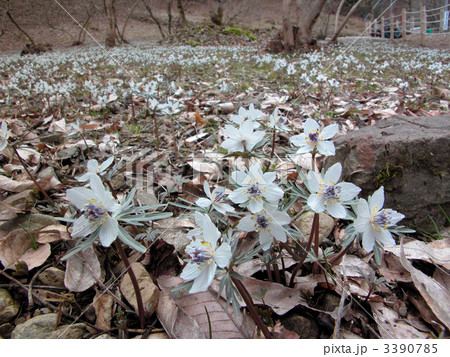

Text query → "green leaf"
[117,226,146,252]
[61,230,100,261]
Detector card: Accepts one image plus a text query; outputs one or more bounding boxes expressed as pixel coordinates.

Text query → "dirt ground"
[0,0,366,54]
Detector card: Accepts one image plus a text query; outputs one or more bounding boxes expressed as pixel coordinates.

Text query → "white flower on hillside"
[237,207,291,250]
[231,104,263,127]
[66,175,121,247]
[354,186,405,252]
[290,118,339,156]
[195,180,234,214]
[229,162,284,213]
[267,108,290,132]
[78,157,115,182]
[221,120,265,153]
[0,122,11,152]
[180,212,231,293]
[307,163,361,219]
[161,101,181,115]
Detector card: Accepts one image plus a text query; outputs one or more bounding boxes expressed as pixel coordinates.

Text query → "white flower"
[78,157,114,182]
[161,101,180,115]
[267,108,290,132]
[354,186,405,252]
[221,120,265,153]
[229,162,284,213]
[237,207,291,250]
[180,212,231,293]
[328,78,340,88]
[307,163,361,219]
[230,104,263,128]
[195,180,234,214]
[290,118,339,156]
[66,175,121,247]
[0,122,11,152]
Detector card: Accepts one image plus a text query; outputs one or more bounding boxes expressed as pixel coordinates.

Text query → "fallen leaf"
[272,320,299,339]
[399,239,450,330]
[64,246,101,292]
[157,276,255,339]
[385,238,450,269]
[218,276,307,315]
[120,262,160,316]
[369,302,429,338]
[195,109,205,126]
[0,176,35,192]
[378,252,412,282]
[93,291,114,331]
[0,229,51,270]
[36,224,71,243]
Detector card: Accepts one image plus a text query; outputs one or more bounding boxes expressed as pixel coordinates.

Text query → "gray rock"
[11,313,87,339]
[295,211,335,244]
[281,315,319,339]
[0,289,20,324]
[38,267,65,287]
[325,115,450,231]
[56,145,79,160]
[218,102,235,114]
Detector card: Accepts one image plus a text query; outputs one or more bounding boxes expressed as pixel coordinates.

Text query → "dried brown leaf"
[399,239,450,330]
[93,291,113,331]
[36,224,71,243]
[384,238,450,269]
[0,176,35,192]
[369,302,429,339]
[120,262,160,316]
[0,229,50,270]
[64,246,101,292]
[157,276,255,339]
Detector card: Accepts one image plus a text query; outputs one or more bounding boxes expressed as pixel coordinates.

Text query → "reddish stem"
[115,240,145,329]
[313,213,320,274]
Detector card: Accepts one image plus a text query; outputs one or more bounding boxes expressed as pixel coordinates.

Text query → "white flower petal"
[317,140,336,156]
[303,118,320,134]
[99,156,114,172]
[71,215,98,238]
[190,262,216,293]
[214,244,232,268]
[269,223,287,243]
[324,163,342,184]
[196,197,212,208]
[325,201,346,219]
[86,159,99,173]
[369,186,385,212]
[237,215,257,232]
[338,182,361,201]
[307,171,322,193]
[248,198,264,213]
[321,124,339,139]
[229,187,248,204]
[66,187,94,210]
[308,194,325,213]
[375,228,396,247]
[361,230,376,252]
[180,262,200,281]
[261,184,284,202]
[99,215,118,247]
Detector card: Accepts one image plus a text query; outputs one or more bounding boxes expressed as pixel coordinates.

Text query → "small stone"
[0,289,20,324]
[282,315,320,339]
[38,267,65,287]
[295,211,335,244]
[0,323,14,339]
[56,145,79,159]
[12,313,87,339]
[218,102,235,114]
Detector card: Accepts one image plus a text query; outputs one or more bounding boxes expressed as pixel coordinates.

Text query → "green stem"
[115,240,145,329]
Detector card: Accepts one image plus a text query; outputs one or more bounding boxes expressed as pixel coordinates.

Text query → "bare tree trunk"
[282,0,295,50]
[334,0,345,34]
[296,0,327,48]
[208,0,224,25]
[177,0,187,26]
[167,0,174,34]
[104,0,117,48]
[329,0,364,43]
[141,0,166,38]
